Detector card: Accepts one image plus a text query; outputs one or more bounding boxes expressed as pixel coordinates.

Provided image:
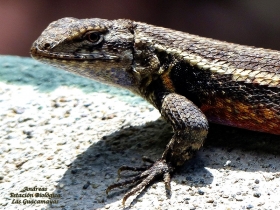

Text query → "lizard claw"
[106,159,174,206]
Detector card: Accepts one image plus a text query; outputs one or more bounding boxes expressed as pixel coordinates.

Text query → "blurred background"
[1,0,280,57]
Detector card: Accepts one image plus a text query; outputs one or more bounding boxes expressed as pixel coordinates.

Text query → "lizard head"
[30,17,139,91]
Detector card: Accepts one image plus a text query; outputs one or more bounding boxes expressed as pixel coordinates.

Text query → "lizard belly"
[200,97,280,135]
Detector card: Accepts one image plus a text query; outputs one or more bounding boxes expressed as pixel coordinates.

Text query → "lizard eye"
[85,31,103,45]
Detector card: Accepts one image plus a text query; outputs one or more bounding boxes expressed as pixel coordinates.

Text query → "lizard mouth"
[30,46,120,61]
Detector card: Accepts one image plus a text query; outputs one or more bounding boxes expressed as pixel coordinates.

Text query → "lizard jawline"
[30,47,120,61]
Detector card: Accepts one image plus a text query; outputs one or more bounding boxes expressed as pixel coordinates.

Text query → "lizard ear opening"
[84,31,104,45]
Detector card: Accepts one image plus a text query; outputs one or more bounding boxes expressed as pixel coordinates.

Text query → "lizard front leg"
[160,93,209,167]
[106,93,208,205]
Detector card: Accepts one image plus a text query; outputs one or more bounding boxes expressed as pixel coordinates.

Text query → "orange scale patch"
[161,73,175,92]
[200,98,280,135]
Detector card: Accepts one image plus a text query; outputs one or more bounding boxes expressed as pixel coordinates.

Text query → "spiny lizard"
[30,18,280,205]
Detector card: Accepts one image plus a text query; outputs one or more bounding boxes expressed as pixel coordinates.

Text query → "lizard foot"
[106,157,174,206]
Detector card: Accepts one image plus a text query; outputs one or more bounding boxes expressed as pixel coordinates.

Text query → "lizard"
[30,17,280,205]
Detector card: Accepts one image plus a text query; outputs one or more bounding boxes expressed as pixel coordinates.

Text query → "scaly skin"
[30,17,280,205]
